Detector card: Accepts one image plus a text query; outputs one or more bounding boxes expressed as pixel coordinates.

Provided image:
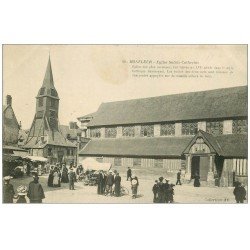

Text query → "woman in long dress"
[48,169,54,187]
[53,169,60,187]
[61,165,69,183]
[131,176,139,199]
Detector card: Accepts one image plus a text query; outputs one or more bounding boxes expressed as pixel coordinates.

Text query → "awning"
[25,156,48,162]
[81,157,112,171]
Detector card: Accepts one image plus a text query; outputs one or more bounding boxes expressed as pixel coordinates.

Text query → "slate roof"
[23,130,76,149]
[79,137,192,157]
[87,86,247,127]
[79,133,247,158]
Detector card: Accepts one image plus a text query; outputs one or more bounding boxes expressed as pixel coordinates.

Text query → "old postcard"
[2,44,247,204]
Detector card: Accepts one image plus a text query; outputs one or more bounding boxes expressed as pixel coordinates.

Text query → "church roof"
[86,86,247,127]
[43,56,54,88]
[79,133,247,158]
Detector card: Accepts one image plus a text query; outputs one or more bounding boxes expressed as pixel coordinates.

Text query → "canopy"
[81,157,112,171]
[25,156,48,162]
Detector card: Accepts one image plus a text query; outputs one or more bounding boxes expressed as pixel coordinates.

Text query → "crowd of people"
[152,177,175,203]
[2,164,247,204]
[47,163,83,190]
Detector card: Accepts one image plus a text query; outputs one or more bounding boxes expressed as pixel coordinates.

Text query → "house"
[3,95,28,175]
[3,95,20,146]
[78,86,247,186]
[23,57,77,164]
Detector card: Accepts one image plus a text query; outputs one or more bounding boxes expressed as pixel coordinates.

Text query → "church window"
[232,119,247,134]
[105,127,117,138]
[50,99,56,108]
[182,122,198,135]
[140,125,154,137]
[38,97,43,107]
[160,123,175,136]
[40,87,45,95]
[122,125,135,137]
[206,121,223,135]
[90,128,101,138]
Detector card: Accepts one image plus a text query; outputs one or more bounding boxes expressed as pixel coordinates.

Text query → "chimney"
[6,95,12,106]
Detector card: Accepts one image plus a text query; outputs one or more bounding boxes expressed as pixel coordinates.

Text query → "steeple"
[42,56,54,88]
[37,56,59,99]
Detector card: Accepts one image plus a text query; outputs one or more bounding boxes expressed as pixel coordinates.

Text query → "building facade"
[23,57,77,164]
[78,86,248,186]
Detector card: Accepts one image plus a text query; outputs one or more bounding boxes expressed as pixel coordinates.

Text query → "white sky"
[3,45,247,129]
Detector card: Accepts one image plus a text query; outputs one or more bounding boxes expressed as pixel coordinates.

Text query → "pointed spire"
[42,56,54,87]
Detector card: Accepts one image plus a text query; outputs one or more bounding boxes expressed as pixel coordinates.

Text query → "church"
[78,86,247,187]
[23,57,77,164]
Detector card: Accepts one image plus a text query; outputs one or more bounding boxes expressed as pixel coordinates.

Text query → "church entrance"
[191,156,209,181]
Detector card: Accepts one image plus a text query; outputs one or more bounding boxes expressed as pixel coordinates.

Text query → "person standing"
[164,179,170,203]
[152,180,159,203]
[131,176,139,199]
[157,177,165,203]
[167,184,175,203]
[127,167,132,181]
[48,169,54,187]
[26,162,31,176]
[27,173,45,203]
[61,164,69,183]
[53,168,60,187]
[114,172,121,197]
[233,182,247,203]
[3,176,15,203]
[194,173,200,187]
[97,170,105,195]
[68,167,76,190]
[176,170,182,185]
[105,171,114,196]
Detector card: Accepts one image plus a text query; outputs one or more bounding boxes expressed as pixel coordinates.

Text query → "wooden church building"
[23,57,76,164]
[78,86,248,187]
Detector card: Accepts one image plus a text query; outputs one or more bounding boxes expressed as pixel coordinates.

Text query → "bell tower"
[35,56,60,131]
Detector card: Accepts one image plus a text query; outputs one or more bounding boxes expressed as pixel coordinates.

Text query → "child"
[16,185,28,203]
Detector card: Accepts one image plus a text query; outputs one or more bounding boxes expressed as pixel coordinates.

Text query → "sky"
[3,45,247,129]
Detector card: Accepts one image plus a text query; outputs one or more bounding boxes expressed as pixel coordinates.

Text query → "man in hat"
[3,176,15,203]
[97,170,105,195]
[127,167,132,181]
[164,179,170,203]
[114,172,121,197]
[27,173,45,203]
[176,170,182,185]
[68,167,76,190]
[105,171,114,196]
